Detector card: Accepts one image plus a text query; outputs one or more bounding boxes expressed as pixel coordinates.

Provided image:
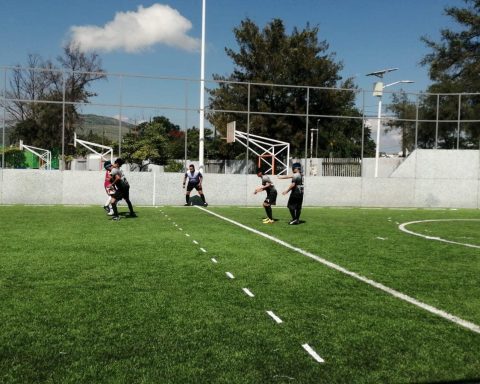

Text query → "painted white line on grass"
[197,207,480,335]
[200,248,207,253]
[266,311,283,324]
[376,237,387,240]
[242,288,255,297]
[302,343,325,363]
[226,272,235,279]
[193,240,199,245]
[179,228,183,231]
[399,219,480,249]
[185,234,190,237]
[211,258,218,264]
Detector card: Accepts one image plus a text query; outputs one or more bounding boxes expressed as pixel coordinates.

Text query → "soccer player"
[109,158,136,220]
[278,162,304,225]
[103,160,114,215]
[182,164,208,206]
[254,168,277,224]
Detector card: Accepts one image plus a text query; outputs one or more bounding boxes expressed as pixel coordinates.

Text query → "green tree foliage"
[6,45,106,154]
[388,0,480,150]
[0,147,26,168]
[207,18,373,158]
[121,116,185,170]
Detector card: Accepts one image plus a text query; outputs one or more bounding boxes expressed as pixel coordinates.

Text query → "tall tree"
[207,18,372,159]
[389,0,480,150]
[7,44,106,153]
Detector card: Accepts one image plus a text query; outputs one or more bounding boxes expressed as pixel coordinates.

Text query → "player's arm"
[282,181,295,195]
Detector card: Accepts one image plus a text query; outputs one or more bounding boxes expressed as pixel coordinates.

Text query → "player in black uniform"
[254,168,277,224]
[182,164,208,206]
[279,162,304,225]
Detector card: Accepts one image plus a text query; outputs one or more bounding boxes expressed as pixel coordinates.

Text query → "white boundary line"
[399,219,480,249]
[302,343,325,363]
[196,207,480,335]
[242,288,255,297]
[266,310,283,324]
[226,272,235,279]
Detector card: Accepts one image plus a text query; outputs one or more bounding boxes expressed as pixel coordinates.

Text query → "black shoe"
[203,202,208,207]
[129,212,137,217]
[184,203,191,206]
[103,205,110,213]
[112,216,120,221]
[289,219,299,225]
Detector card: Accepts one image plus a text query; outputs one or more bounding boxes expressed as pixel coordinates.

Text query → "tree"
[389,0,480,150]
[6,44,106,154]
[121,116,186,170]
[207,18,373,158]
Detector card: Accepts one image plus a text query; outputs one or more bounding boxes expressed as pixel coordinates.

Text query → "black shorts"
[113,185,130,201]
[287,191,303,210]
[264,189,277,205]
[187,182,202,192]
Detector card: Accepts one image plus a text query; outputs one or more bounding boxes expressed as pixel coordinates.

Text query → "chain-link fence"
[1,66,479,174]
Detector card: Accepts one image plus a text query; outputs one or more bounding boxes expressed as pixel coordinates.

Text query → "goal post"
[226,121,236,143]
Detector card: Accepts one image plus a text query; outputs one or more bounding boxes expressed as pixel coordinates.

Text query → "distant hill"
[76,114,136,142]
[1,114,136,147]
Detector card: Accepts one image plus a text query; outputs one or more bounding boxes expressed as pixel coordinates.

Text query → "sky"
[0,0,466,151]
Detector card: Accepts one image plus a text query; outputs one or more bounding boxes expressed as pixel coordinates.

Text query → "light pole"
[315,119,319,158]
[366,68,413,177]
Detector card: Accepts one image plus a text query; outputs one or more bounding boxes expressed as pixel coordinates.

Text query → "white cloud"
[69,4,199,53]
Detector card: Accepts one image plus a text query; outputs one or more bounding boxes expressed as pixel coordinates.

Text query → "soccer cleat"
[129,212,137,217]
[263,219,274,224]
[203,202,208,207]
[184,203,191,206]
[103,205,110,213]
[107,210,114,216]
[111,216,120,221]
[288,219,299,225]
[262,218,270,223]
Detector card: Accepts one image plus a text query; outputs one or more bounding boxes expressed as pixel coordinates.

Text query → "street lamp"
[366,68,413,177]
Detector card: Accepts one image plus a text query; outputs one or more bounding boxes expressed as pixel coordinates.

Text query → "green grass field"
[0,205,479,383]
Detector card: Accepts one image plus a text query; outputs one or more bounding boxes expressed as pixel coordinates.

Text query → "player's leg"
[197,185,207,206]
[185,186,192,205]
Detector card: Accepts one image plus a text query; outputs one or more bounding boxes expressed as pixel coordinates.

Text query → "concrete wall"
[1,150,479,208]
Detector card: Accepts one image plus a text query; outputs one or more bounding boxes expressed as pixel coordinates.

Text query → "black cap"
[104,161,112,169]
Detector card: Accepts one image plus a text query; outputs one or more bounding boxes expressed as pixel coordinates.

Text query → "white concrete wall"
[1,150,479,208]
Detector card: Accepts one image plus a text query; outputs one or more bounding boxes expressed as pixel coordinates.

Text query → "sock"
[289,208,295,220]
[295,208,302,221]
[265,206,272,220]
[126,199,134,214]
[186,195,190,204]
[200,194,206,203]
[112,202,119,217]
[105,197,111,207]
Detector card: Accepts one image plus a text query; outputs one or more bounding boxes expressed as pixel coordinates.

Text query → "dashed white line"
[302,343,325,363]
[197,207,480,335]
[185,234,190,237]
[266,311,283,324]
[242,288,255,297]
[226,272,235,279]
[211,258,218,264]
[200,248,207,253]
[193,240,199,245]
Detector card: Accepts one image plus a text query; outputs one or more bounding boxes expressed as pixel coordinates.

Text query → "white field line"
[266,310,283,324]
[226,272,235,279]
[200,248,207,253]
[399,219,480,249]
[211,258,218,264]
[302,343,325,363]
[197,207,480,335]
[193,240,198,245]
[242,288,255,297]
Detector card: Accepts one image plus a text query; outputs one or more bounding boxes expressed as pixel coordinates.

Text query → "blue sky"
[1,0,465,126]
